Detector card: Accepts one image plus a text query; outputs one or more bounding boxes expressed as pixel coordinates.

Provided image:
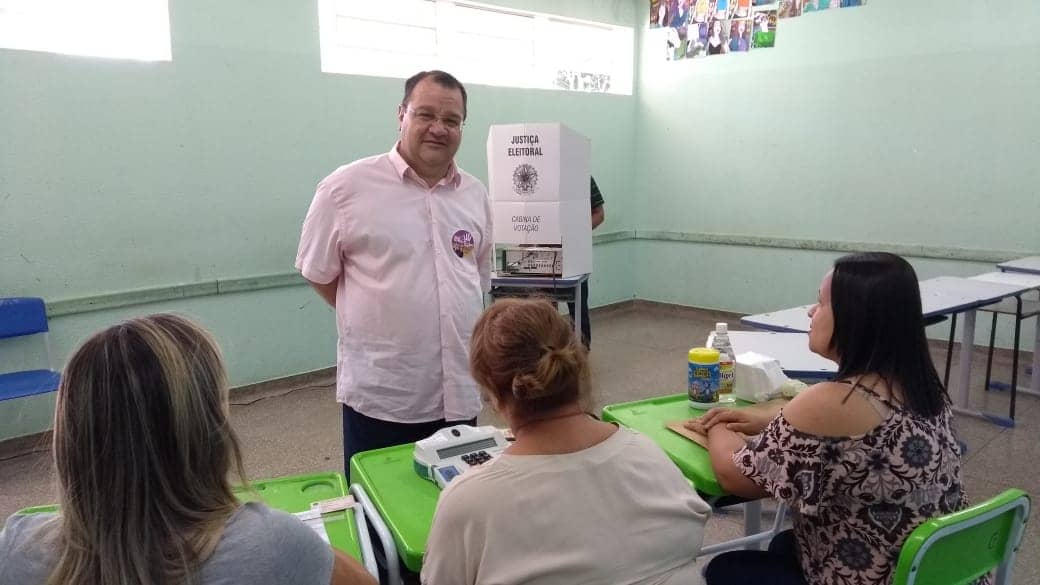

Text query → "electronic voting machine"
[414,425,509,488]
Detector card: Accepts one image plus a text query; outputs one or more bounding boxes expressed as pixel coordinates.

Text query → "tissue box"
[734,352,789,403]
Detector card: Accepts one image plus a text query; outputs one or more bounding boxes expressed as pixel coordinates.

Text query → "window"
[318,0,633,95]
[0,0,171,61]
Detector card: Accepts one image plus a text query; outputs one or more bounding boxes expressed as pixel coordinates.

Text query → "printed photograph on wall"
[687,21,709,57]
[728,19,751,52]
[650,0,864,61]
[651,0,666,27]
[692,0,712,23]
[662,26,679,59]
[671,1,693,27]
[705,17,730,55]
[779,0,803,18]
[751,7,777,48]
[651,0,695,28]
[802,0,866,12]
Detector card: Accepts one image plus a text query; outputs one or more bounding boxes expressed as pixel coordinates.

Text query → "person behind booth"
[295,70,492,473]
[687,252,971,585]
[421,299,711,585]
[0,314,375,585]
[566,177,604,350]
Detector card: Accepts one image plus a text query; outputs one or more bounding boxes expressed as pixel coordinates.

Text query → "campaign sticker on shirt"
[451,229,475,258]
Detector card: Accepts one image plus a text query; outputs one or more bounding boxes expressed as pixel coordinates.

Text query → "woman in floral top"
[688,252,971,585]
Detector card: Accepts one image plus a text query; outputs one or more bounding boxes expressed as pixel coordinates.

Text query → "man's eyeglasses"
[404,108,464,131]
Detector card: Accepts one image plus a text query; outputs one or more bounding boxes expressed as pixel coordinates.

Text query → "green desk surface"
[351,443,439,573]
[15,504,59,515]
[602,393,752,498]
[235,472,362,561]
[17,473,362,562]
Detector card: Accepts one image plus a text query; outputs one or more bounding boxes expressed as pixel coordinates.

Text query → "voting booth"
[487,123,592,278]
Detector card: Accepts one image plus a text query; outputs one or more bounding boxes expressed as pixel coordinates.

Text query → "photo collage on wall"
[650,0,865,61]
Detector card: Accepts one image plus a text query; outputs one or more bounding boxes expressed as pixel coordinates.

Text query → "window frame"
[317,0,634,95]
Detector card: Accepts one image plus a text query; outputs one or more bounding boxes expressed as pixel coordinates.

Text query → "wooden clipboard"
[665,421,709,449]
[665,420,756,448]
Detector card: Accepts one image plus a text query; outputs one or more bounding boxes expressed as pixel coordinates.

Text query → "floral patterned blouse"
[734,384,970,585]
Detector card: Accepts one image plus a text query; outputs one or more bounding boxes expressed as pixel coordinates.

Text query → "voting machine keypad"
[461,451,493,466]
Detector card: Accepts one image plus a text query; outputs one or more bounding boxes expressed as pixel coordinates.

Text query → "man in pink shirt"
[295,71,492,474]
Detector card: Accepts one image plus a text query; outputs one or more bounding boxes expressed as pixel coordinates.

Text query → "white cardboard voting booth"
[486,123,592,278]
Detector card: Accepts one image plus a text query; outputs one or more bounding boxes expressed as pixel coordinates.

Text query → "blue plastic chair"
[0,298,61,401]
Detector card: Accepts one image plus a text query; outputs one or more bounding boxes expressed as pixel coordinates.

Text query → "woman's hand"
[684,405,775,435]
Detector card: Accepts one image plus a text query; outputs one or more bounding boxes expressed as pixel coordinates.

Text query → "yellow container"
[688,347,721,409]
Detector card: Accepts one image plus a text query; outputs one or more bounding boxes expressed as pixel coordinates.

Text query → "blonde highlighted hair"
[470,298,591,417]
[46,314,248,585]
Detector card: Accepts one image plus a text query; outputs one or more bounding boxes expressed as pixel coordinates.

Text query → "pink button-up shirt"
[295,145,492,422]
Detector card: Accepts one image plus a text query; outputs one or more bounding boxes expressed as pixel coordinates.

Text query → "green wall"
[0,0,638,440]
[3,0,1037,440]
[631,0,1039,338]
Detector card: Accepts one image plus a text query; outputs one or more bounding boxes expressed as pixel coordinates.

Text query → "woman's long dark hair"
[829,252,949,417]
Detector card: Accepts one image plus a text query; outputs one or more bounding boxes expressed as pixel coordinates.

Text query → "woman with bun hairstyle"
[421,299,710,585]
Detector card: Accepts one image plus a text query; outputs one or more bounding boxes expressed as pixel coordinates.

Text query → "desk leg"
[744,499,763,550]
[574,284,583,338]
[951,310,1015,427]
[954,310,976,410]
[1009,297,1021,421]
[350,492,380,579]
[350,484,402,585]
[700,501,786,556]
[1030,320,1040,397]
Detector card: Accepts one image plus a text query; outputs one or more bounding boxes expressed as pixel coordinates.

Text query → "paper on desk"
[665,421,709,448]
[311,495,356,515]
[665,420,751,447]
[294,509,330,543]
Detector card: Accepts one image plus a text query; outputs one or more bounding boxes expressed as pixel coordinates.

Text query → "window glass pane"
[0,0,171,61]
[336,16,437,55]
[318,0,633,95]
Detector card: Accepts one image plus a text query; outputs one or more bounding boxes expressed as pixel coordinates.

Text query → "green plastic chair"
[892,489,1031,585]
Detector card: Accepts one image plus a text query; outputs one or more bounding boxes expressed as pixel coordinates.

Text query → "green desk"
[602,393,787,554]
[348,397,789,580]
[350,444,438,585]
[18,472,376,577]
[601,394,754,497]
[235,471,374,572]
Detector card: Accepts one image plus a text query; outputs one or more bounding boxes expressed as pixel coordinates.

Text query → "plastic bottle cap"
[715,322,728,334]
[688,347,720,364]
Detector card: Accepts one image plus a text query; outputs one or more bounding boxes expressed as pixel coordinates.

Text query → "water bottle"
[711,323,736,403]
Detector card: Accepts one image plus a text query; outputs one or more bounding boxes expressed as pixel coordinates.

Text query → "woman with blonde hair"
[0,314,375,585]
[421,298,711,585]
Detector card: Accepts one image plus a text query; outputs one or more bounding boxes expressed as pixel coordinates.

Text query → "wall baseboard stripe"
[633,231,1032,264]
[42,231,1035,317]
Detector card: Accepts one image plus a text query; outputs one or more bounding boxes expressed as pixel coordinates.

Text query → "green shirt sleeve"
[590,177,605,210]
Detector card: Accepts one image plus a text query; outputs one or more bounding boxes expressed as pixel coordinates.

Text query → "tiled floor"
[1,303,1036,583]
